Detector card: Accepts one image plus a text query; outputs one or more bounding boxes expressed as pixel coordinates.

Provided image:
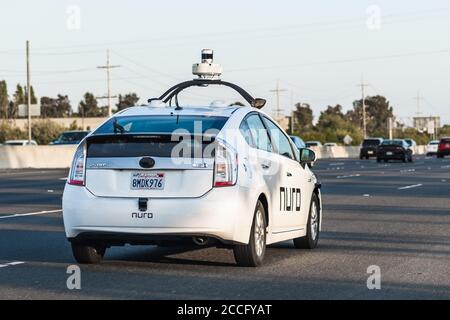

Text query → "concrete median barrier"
[0,145,428,169]
[0,145,77,169]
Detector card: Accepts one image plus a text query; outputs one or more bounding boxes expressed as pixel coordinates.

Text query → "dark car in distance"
[50,131,90,145]
[437,137,450,158]
[360,138,383,159]
[377,139,413,163]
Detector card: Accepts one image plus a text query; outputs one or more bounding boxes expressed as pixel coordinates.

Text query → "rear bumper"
[360,148,377,157]
[438,150,450,156]
[377,151,406,159]
[62,184,255,245]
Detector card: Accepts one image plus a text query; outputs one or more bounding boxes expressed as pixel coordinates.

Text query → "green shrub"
[0,121,27,143]
[30,120,66,145]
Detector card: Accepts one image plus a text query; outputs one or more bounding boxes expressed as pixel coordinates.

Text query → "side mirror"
[299,148,316,165]
[252,98,266,109]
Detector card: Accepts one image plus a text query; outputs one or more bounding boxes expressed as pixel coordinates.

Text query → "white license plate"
[368,151,374,154]
[130,172,165,190]
[386,152,393,156]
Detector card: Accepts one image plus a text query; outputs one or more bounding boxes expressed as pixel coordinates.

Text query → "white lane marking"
[400,169,416,173]
[337,174,361,179]
[47,190,54,193]
[59,177,68,181]
[0,262,25,269]
[0,209,62,219]
[329,162,344,166]
[363,194,371,197]
[398,184,423,190]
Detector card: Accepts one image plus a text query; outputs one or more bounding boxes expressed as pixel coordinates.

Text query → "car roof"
[116,105,243,118]
[62,130,90,133]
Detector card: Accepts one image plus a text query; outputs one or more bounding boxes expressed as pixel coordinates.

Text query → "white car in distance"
[62,50,322,267]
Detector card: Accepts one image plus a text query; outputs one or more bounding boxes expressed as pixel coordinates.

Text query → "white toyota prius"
[63,50,322,267]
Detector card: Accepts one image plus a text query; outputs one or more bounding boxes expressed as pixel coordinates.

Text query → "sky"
[0,0,449,125]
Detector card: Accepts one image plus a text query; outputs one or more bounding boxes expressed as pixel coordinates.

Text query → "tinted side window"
[239,119,255,147]
[246,114,272,152]
[263,117,295,160]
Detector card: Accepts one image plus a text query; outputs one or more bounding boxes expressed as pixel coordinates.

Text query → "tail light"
[68,143,86,186]
[213,139,238,187]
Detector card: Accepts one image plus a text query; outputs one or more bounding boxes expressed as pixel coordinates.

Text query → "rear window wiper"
[113,119,125,134]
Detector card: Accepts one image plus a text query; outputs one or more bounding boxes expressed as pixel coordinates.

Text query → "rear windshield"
[87,135,215,158]
[89,115,228,158]
[440,139,450,144]
[95,115,228,135]
[363,139,381,147]
[382,140,403,146]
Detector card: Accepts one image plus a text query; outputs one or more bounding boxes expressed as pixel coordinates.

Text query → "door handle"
[261,163,271,170]
[286,172,293,177]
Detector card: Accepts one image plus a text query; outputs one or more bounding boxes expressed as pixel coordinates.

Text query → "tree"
[292,103,314,131]
[116,93,140,111]
[316,104,363,145]
[27,85,37,104]
[346,95,394,137]
[0,81,8,119]
[11,84,25,118]
[78,92,102,117]
[41,95,72,118]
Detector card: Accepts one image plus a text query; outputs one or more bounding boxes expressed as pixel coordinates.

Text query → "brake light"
[213,139,238,187]
[68,143,86,186]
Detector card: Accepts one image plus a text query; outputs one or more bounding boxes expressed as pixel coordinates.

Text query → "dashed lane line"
[398,184,423,190]
[336,174,361,179]
[0,209,62,219]
[0,262,25,268]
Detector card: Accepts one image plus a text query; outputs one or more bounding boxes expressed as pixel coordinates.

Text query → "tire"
[437,154,444,159]
[293,193,320,249]
[402,154,407,163]
[384,159,388,163]
[233,201,267,267]
[359,155,363,160]
[376,158,381,163]
[71,243,106,264]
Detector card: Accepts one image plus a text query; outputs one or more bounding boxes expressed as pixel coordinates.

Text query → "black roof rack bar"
[148,79,258,107]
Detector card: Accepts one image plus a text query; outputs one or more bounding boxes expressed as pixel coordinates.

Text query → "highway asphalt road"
[0,157,449,299]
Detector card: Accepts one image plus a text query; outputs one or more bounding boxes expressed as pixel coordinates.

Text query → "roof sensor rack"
[148,49,266,110]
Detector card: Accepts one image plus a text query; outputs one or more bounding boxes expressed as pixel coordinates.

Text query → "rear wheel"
[437,154,444,159]
[293,193,320,249]
[71,243,106,264]
[376,158,381,163]
[233,201,266,267]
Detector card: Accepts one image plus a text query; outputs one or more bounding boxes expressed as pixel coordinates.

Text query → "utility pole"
[26,40,31,145]
[270,80,287,119]
[414,91,424,116]
[357,78,369,139]
[388,117,393,140]
[97,49,120,117]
